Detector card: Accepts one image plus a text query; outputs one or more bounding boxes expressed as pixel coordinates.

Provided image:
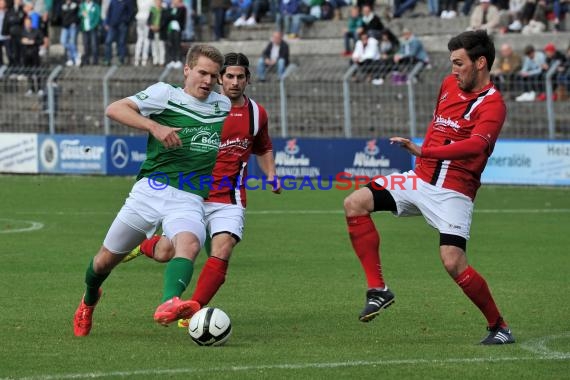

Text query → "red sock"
[455,266,506,328]
[140,235,161,258]
[346,215,385,289]
[191,257,228,306]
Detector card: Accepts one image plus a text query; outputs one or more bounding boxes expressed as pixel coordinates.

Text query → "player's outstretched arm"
[390,137,422,156]
[106,98,182,149]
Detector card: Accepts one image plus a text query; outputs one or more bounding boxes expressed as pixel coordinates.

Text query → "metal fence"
[1,57,569,139]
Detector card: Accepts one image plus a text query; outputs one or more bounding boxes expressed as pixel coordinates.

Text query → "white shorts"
[204,202,245,241]
[374,170,474,240]
[103,178,206,254]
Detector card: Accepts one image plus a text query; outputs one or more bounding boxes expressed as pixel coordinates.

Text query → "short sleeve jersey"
[206,96,272,208]
[129,82,231,199]
[414,75,506,200]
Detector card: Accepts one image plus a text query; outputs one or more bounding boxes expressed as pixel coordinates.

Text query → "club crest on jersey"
[213,101,221,114]
[136,92,149,100]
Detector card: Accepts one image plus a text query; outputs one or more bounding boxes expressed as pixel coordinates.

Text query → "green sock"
[161,257,194,302]
[204,235,212,257]
[84,258,109,305]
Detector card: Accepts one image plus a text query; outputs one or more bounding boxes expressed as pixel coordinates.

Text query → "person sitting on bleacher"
[288,0,323,39]
[343,5,363,56]
[371,28,399,85]
[358,4,383,39]
[275,0,302,37]
[350,29,380,83]
[515,44,546,102]
[468,0,501,34]
[392,27,429,83]
[256,30,290,81]
[490,43,522,95]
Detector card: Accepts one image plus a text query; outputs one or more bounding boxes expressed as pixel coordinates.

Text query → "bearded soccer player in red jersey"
[344,30,515,345]
[123,52,280,314]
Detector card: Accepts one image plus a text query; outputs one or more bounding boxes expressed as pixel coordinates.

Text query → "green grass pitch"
[1,175,569,379]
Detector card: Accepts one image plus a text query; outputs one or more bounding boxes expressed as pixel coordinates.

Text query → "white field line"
[0,219,44,233]
[10,209,570,216]
[1,354,569,380]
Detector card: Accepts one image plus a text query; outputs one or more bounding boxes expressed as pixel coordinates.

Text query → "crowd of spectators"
[0,0,569,100]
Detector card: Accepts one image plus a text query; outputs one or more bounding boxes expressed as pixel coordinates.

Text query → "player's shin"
[161,257,194,302]
[191,256,228,306]
[346,215,385,289]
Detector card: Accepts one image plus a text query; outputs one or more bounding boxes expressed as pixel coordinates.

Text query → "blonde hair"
[185,45,224,69]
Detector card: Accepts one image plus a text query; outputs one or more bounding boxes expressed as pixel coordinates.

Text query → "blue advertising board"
[105,136,147,175]
[247,138,412,179]
[37,134,106,174]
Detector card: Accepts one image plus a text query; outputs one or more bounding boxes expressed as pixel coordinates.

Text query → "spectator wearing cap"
[515,44,546,102]
[468,0,501,34]
[536,43,568,100]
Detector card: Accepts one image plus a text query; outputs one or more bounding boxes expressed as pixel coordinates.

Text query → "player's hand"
[390,137,422,157]
[152,124,182,149]
[268,175,281,194]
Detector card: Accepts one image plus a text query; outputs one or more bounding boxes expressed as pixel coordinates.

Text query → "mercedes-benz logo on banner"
[40,138,58,170]
[111,139,129,169]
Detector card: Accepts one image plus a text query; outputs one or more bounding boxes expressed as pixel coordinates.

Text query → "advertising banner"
[482,140,570,185]
[0,133,38,173]
[37,134,106,174]
[248,138,413,179]
[106,136,147,175]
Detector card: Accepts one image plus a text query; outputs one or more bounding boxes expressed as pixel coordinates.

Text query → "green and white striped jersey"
[129,82,231,198]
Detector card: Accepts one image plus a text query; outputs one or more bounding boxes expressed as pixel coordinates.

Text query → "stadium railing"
[1,60,569,139]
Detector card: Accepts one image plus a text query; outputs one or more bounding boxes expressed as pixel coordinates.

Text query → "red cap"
[544,43,556,53]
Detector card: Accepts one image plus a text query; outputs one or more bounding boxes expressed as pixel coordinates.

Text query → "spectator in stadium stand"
[103,0,135,65]
[357,3,383,39]
[515,44,546,102]
[148,0,168,66]
[344,30,515,346]
[232,0,253,27]
[350,29,380,83]
[256,30,289,81]
[0,0,9,66]
[520,0,547,35]
[72,44,231,337]
[392,0,419,18]
[133,0,152,66]
[60,0,80,66]
[552,0,568,31]
[371,28,399,85]
[211,0,231,41]
[3,0,26,66]
[21,16,42,95]
[535,42,568,101]
[490,42,522,95]
[79,0,102,65]
[289,0,323,39]
[275,0,302,37]
[165,0,186,69]
[391,27,429,82]
[342,5,363,56]
[468,0,501,35]
[34,0,50,57]
[440,0,459,18]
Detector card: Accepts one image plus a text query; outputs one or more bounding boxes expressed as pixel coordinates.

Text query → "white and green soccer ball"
[188,307,232,346]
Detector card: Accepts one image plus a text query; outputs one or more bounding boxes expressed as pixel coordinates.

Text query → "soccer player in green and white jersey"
[73,44,231,337]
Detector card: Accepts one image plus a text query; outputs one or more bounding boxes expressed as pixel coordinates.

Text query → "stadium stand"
[1,0,569,139]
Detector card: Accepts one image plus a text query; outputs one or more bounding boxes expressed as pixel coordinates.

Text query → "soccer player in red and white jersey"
[344,30,515,345]
[123,52,280,312]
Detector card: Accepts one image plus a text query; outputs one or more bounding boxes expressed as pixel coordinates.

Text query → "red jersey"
[415,75,506,200]
[206,96,273,207]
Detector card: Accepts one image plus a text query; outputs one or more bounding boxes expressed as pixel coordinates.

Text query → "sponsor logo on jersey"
[434,115,461,131]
